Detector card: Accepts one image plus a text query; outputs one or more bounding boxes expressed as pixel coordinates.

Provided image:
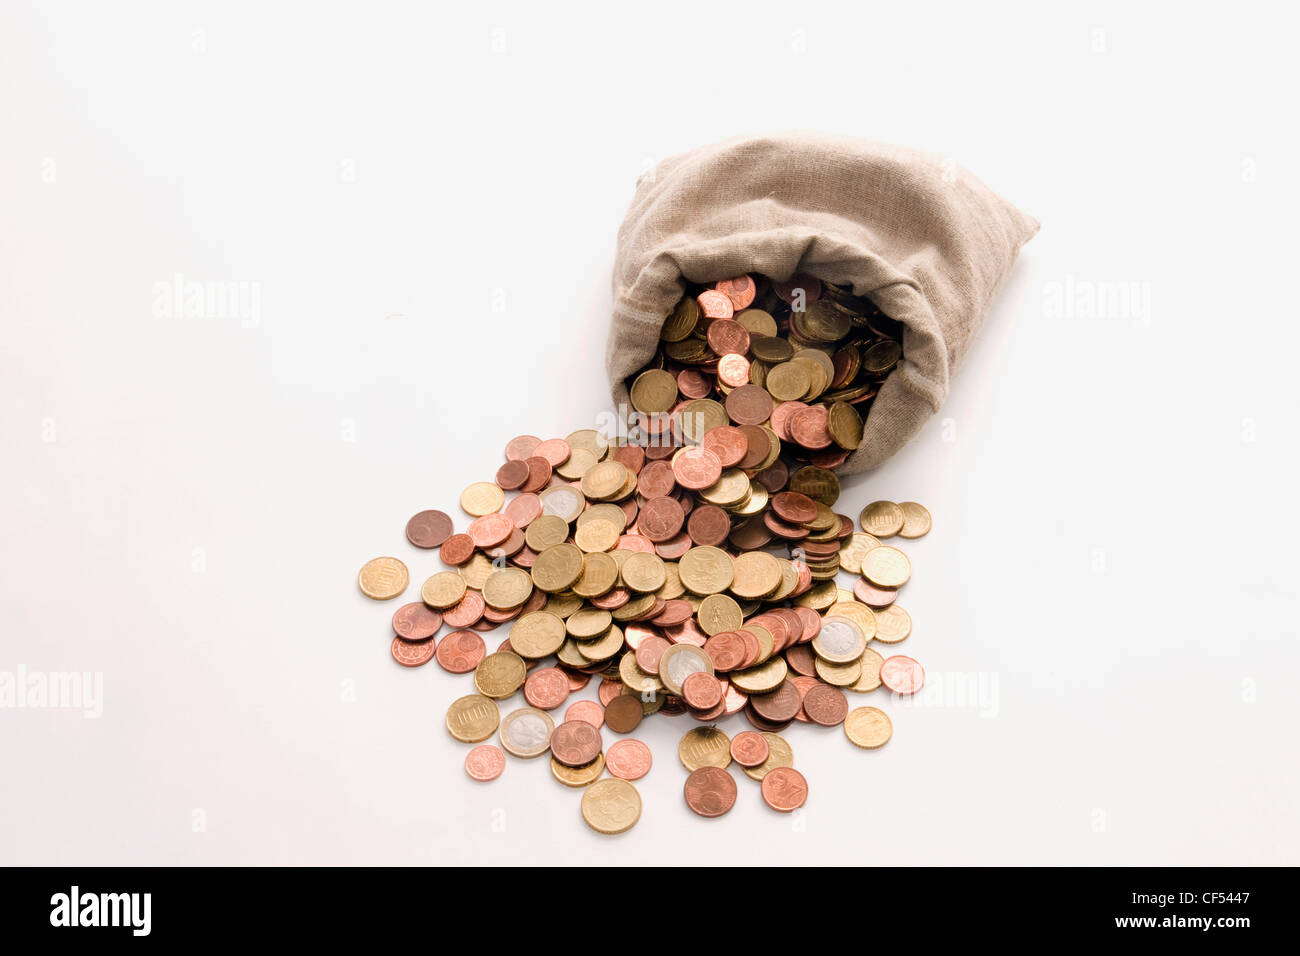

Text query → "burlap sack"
[605,133,1039,474]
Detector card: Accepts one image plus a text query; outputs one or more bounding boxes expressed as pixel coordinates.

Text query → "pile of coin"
[357,272,929,834]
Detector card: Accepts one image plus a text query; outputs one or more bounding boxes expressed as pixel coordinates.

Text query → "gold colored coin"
[700,469,750,508]
[543,592,583,618]
[859,500,904,537]
[730,550,783,600]
[850,647,885,692]
[421,571,467,609]
[574,518,619,553]
[458,552,494,590]
[742,732,793,781]
[572,551,618,598]
[445,694,500,743]
[788,465,839,506]
[556,638,588,669]
[794,579,838,610]
[678,727,732,771]
[844,706,893,749]
[838,532,882,574]
[538,485,586,523]
[565,428,609,462]
[767,559,800,602]
[576,623,624,662]
[729,656,788,694]
[508,611,567,658]
[657,562,685,600]
[623,683,665,715]
[897,501,932,538]
[678,399,728,444]
[826,601,878,642]
[555,447,597,480]
[697,593,743,636]
[619,650,664,695]
[551,752,605,788]
[531,543,585,593]
[874,604,912,644]
[482,567,532,610]
[746,623,775,664]
[580,460,630,501]
[358,557,409,600]
[577,503,628,534]
[735,308,777,337]
[524,514,569,552]
[460,481,505,517]
[815,656,862,686]
[678,546,734,595]
[611,592,657,621]
[581,778,642,835]
[621,551,667,593]
[732,481,769,516]
[498,706,555,758]
[765,361,811,402]
[862,546,911,588]
[567,607,613,639]
[660,296,700,342]
[630,369,679,414]
[827,401,864,450]
[474,651,527,699]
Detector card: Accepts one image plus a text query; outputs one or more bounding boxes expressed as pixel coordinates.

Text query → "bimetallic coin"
[844,706,893,748]
[812,616,868,663]
[678,727,732,771]
[581,778,642,834]
[358,557,409,600]
[445,694,500,743]
[657,643,714,697]
[499,706,555,758]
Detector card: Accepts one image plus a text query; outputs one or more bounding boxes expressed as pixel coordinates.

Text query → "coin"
[460,482,505,517]
[678,727,732,771]
[464,745,506,782]
[564,699,604,729]
[445,694,500,743]
[523,667,571,709]
[859,500,904,537]
[499,706,555,758]
[844,706,893,748]
[474,651,527,699]
[436,629,486,673]
[874,604,912,644]
[681,671,723,710]
[897,501,932,538]
[630,369,679,414]
[729,730,770,767]
[358,557,409,600]
[531,543,584,592]
[684,766,738,818]
[551,753,605,788]
[605,739,653,781]
[850,647,885,692]
[392,602,441,641]
[390,635,435,667]
[657,643,714,697]
[862,546,911,588]
[742,732,792,781]
[802,683,849,726]
[603,694,644,734]
[550,719,603,767]
[581,778,642,834]
[761,767,808,812]
[880,655,925,694]
[509,611,567,658]
[405,510,453,549]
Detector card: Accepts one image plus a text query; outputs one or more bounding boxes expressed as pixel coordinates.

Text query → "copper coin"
[520,456,552,493]
[722,682,749,716]
[531,438,571,467]
[764,512,809,539]
[684,766,738,818]
[768,401,807,441]
[494,459,529,491]
[760,766,808,812]
[561,668,591,692]
[591,587,631,611]
[792,607,822,643]
[803,683,849,726]
[671,447,723,490]
[611,443,645,474]
[435,629,486,673]
[623,623,657,651]
[634,635,671,675]
[663,619,707,647]
[440,533,476,566]
[392,602,441,641]
[681,671,723,710]
[714,275,756,310]
[701,426,748,467]
[405,510,454,549]
[687,504,731,547]
[785,643,817,677]
[486,527,526,560]
[659,695,688,716]
[744,705,792,733]
[442,590,485,628]
[468,513,514,549]
[564,699,604,729]
[729,730,770,768]
[390,635,436,668]
[690,688,728,722]
[550,719,603,766]
[676,368,713,399]
[605,739,653,781]
[464,745,506,782]
[735,424,770,470]
[775,274,821,303]
[502,492,541,528]
[853,577,898,607]
[811,447,849,469]
[505,435,542,461]
[771,491,818,524]
[637,460,677,498]
[750,680,802,723]
[639,496,686,542]
[789,405,833,449]
[603,694,644,734]
[717,353,751,388]
[655,531,692,560]
[523,667,571,710]
[597,680,622,706]
[702,631,747,672]
[754,458,788,493]
[706,318,750,356]
[880,655,925,695]
[789,674,820,723]
[724,384,774,426]
[697,289,735,320]
[651,599,694,627]
[619,533,656,554]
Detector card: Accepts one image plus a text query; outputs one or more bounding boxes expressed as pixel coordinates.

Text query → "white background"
[2,1,1297,865]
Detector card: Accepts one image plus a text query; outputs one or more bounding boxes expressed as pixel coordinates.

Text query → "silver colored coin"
[811,616,867,664]
[499,706,556,758]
